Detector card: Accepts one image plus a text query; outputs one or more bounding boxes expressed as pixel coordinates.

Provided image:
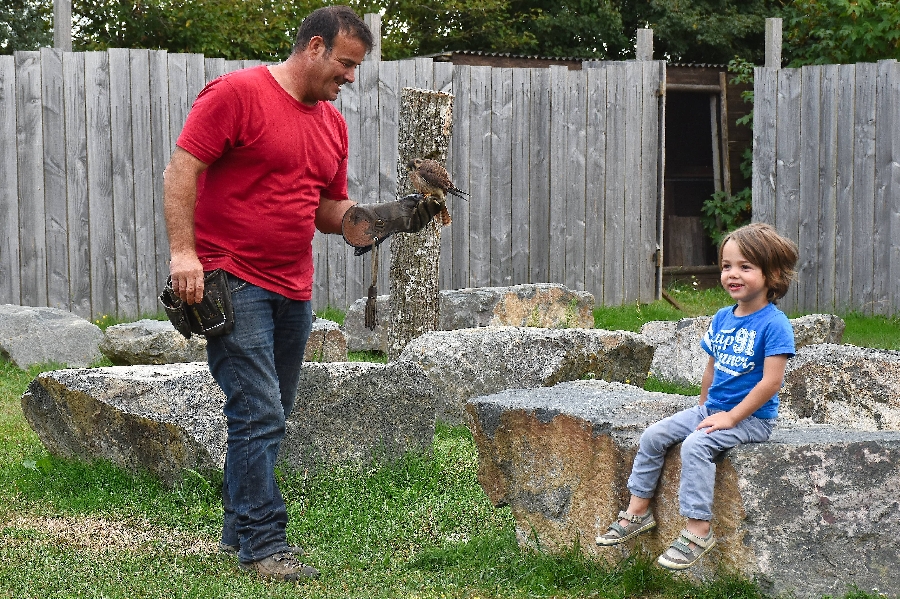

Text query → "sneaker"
[219,541,306,557]
[240,551,320,581]
[595,509,656,546]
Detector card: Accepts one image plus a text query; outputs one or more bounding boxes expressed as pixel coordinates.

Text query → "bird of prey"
[406,158,468,226]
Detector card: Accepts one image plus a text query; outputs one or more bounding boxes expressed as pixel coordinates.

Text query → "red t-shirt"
[176,65,349,300]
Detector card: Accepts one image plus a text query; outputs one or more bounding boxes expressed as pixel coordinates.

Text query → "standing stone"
[303,318,348,362]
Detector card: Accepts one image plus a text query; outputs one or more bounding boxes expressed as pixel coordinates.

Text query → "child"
[596,222,799,570]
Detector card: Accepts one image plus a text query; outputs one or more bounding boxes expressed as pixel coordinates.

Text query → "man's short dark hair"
[293,5,374,54]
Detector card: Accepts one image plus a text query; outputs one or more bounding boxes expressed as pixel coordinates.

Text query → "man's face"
[308,31,367,103]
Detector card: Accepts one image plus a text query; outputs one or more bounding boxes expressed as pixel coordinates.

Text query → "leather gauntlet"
[342,193,444,255]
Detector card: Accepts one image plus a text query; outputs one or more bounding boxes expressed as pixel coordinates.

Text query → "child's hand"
[696,411,738,433]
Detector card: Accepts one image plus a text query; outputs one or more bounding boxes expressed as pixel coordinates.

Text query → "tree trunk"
[387,88,454,361]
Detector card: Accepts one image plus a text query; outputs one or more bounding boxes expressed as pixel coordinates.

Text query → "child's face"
[720,240,769,312]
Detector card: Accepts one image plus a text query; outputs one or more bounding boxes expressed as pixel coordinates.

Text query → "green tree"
[0,0,52,54]
[781,0,900,66]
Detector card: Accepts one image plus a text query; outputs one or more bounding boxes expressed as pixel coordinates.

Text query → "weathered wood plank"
[450,64,471,290]
[889,61,900,315]
[340,61,362,309]
[774,67,801,312]
[797,65,821,313]
[167,53,189,151]
[874,60,896,314]
[852,62,877,314]
[204,57,226,83]
[564,68,586,292]
[376,60,399,293]
[622,61,643,303]
[752,67,778,226]
[84,51,116,318]
[816,64,839,314]
[548,66,567,287]
[0,55,21,306]
[529,67,551,286]
[352,59,381,305]
[834,64,856,314]
[510,68,531,287]
[109,48,138,318]
[640,61,663,302]
[130,49,157,317]
[63,51,91,318]
[433,61,455,288]
[149,50,171,290]
[185,53,206,107]
[15,51,47,308]
[490,67,513,287]
[41,48,70,311]
[603,63,626,305]
[584,66,607,303]
[468,65,492,287]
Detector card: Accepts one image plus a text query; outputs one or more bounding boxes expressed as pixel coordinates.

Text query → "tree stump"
[387,88,454,361]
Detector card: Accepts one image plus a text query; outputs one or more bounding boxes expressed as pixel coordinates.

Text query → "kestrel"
[407,158,468,226]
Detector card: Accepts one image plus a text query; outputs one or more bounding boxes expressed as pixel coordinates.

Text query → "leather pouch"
[158,269,234,339]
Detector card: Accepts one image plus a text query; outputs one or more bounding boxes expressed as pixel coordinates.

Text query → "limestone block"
[343,284,595,352]
[0,304,103,368]
[781,343,900,430]
[399,326,653,424]
[304,318,348,362]
[642,313,846,387]
[100,319,207,365]
[466,380,900,599]
[21,361,435,484]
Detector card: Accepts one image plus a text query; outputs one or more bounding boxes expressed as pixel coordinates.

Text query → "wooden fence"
[0,49,665,319]
[753,60,900,316]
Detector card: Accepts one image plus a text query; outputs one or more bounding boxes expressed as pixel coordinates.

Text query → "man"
[163,6,441,582]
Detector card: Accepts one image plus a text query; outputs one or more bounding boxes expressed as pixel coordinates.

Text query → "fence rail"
[0,49,664,320]
[753,60,900,316]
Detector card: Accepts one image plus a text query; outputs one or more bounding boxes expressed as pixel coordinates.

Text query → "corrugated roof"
[428,50,729,69]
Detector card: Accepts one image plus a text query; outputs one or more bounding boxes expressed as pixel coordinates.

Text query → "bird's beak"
[406,159,415,170]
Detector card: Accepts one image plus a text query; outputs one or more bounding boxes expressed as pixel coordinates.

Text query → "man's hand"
[169,251,205,305]
[695,410,738,434]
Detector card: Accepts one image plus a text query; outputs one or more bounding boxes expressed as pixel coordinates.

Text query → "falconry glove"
[341,193,444,256]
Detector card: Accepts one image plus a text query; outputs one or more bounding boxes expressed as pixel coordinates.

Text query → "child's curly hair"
[718,223,799,303]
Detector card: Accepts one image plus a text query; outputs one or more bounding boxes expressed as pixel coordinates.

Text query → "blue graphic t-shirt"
[700,302,795,419]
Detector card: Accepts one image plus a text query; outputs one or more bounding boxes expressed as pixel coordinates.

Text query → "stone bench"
[466,379,900,599]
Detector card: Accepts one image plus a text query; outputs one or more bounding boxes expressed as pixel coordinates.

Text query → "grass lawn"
[0,290,893,598]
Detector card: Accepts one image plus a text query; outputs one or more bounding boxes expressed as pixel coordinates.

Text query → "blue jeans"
[627,404,775,521]
[205,273,312,563]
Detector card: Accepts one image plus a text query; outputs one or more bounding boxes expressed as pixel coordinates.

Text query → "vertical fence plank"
[852,63,877,314]
[109,48,138,318]
[41,48,70,311]
[149,50,171,290]
[774,68,801,312]
[490,67,513,287]
[510,68,531,287]
[204,57,226,83]
[130,49,157,316]
[565,67,587,292]
[350,59,380,307]
[15,51,47,308]
[84,51,116,318]
[529,67,551,286]
[874,60,896,314]
[797,65,821,312]
[376,60,399,292]
[639,61,662,303]
[585,66,607,303]
[63,51,91,318]
[167,53,188,147]
[889,62,900,314]
[817,64,839,314]
[185,54,206,107]
[548,66,567,287]
[622,61,643,303]
[603,63,626,305]
[834,64,856,314]
[753,67,778,226]
[468,66,492,287]
[0,55,20,306]
[450,64,470,290]
[339,64,361,310]
[433,61,455,289]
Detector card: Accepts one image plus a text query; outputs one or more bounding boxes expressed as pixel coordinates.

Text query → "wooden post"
[387,88,454,361]
[363,13,381,61]
[53,0,72,51]
[636,29,653,61]
[765,18,782,69]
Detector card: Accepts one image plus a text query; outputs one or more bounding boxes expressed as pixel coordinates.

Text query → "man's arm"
[315,196,356,234]
[163,146,209,304]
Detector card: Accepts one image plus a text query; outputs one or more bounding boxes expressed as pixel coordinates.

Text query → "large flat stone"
[0,304,104,369]
[399,326,653,424]
[467,380,900,598]
[21,361,435,484]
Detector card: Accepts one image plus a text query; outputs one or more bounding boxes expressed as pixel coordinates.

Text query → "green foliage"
[782,0,900,66]
[0,0,52,53]
[594,285,733,332]
[644,375,702,395]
